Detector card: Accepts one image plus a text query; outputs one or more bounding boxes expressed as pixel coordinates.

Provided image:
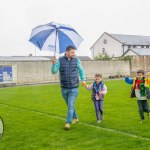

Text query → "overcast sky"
[0,0,150,57]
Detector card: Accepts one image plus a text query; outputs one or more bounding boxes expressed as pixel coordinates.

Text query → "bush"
[118,56,132,61]
[94,53,110,60]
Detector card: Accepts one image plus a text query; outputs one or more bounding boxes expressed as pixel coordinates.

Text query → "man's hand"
[51,57,57,64]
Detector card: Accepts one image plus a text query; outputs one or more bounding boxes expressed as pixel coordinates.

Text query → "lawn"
[0,80,150,150]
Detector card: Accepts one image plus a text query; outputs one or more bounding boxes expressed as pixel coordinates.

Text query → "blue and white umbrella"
[29,22,83,55]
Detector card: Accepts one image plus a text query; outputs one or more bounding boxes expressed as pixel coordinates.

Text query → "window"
[102,48,105,54]
[146,45,149,48]
[133,45,136,48]
[128,45,131,48]
[103,39,107,44]
[141,45,144,48]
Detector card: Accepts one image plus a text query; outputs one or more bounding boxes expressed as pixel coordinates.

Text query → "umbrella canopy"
[29,22,83,55]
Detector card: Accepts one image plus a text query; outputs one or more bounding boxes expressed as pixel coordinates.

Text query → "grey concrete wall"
[0,60,130,84]
[81,60,130,80]
[0,60,59,84]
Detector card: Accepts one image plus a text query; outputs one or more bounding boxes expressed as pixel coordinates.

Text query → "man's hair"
[95,73,102,78]
[137,69,145,75]
[66,45,76,51]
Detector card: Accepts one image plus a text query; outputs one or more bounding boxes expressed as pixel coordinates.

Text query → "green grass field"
[0,80,150,150]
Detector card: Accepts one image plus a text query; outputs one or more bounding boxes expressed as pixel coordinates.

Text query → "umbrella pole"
[54,30,58,57]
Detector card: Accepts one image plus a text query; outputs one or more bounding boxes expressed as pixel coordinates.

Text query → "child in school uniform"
[84,73,107,123]
[125,70,150,123]
[145,72,150,99]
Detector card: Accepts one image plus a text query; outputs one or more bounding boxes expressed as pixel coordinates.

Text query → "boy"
[84,74,107,123]
[125,70,150,123]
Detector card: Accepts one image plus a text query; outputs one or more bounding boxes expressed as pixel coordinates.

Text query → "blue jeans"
[61,88,78,123]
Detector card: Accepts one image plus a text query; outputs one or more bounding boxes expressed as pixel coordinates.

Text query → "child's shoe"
[64,123,70,130]
[72,118,79,124]
[97,120,101,123]
[101,115,104,120]
[140,119,144,123]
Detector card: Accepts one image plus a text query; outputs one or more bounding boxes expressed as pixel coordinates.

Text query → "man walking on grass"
[51,45,86,130]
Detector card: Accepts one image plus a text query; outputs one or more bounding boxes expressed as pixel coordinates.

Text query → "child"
[145,72,150,87]
[84,73,107,123]
[145,72,150,99]
[125,70,150,123]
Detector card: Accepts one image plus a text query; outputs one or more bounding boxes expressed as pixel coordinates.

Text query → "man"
[51,45,86,130]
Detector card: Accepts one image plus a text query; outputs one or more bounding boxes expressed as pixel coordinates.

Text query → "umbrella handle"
[54,30,58,57]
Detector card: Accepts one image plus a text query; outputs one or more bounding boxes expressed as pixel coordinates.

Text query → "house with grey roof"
[123,48,150,56]
[90,32,150,59]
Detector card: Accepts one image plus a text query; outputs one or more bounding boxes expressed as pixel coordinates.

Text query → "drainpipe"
[93,47,94,59]
[122,42,127,55]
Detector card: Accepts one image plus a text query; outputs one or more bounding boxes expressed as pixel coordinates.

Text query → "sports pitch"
[0,80,150,150]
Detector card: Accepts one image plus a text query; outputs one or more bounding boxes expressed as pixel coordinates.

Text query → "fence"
[130,56,150,76]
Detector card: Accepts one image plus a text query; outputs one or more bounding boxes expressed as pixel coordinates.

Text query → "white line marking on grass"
[1,103,150,141]
[79,122,150,141]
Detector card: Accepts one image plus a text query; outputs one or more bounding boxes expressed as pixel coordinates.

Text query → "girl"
[85,73,107,123]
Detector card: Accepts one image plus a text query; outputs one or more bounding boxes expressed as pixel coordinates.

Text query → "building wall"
[90,33,126,59]
[124,50,137,56]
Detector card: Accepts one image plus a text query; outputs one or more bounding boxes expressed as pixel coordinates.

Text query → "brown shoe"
[64,123,70,130]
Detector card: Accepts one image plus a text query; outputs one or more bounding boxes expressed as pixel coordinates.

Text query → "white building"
[90,32,150,59]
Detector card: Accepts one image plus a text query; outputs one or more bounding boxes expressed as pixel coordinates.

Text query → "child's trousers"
[93,100,103,120]
[137,100,150,120]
